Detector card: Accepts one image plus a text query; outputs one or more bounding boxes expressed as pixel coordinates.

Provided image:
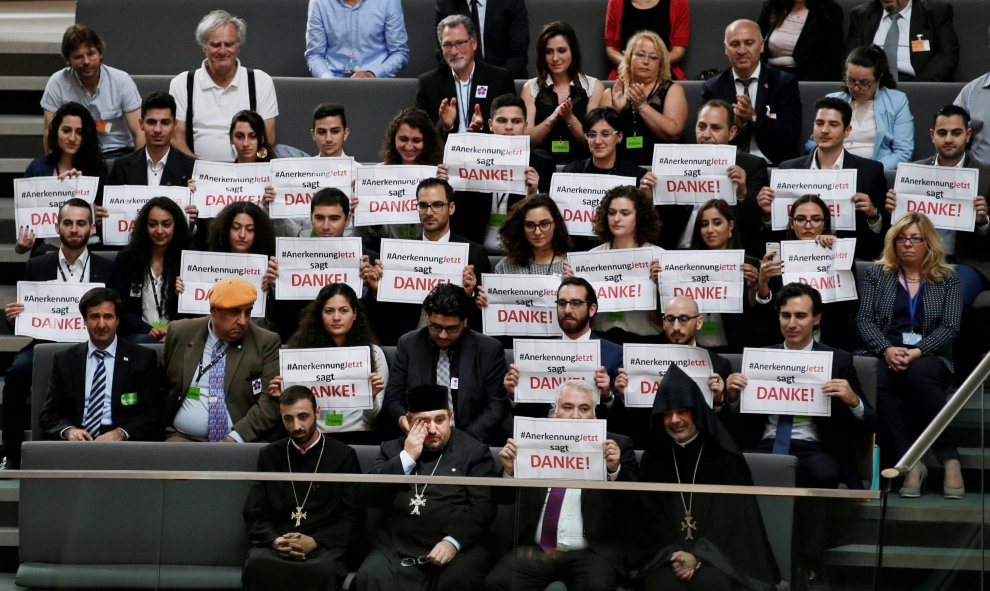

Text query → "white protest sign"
[13,176,99,239]
[101,185,191,246]
[658,250,745,313]
[279,347,373,410]
[780,238,857,303]
[652,144,737,205]
[481,274,562,337]
[354,165,435,226]
[191,161,271,218]
[569,247,658,312]
[622,344,714,408]
[893,162,978,231]
[549,172,637,236]
[377,239,469,304]
[268,157,353,219]
[443,133,529,193]
[513,339,601,404]
[740,347,833,416]
[177,251,268,317]
[15,281,104,342]
[274,237,362,300]
[770,168,858,231]
[513,417,607,481]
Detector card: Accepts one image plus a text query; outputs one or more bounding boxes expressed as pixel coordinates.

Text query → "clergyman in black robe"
[635,364,780,590]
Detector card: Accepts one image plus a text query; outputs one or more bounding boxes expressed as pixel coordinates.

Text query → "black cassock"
[242,435,365,591]
[353,428,497,591]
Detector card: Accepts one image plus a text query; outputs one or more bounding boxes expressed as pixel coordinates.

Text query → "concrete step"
[0,337,30,353]
[0,115,40,136]
[0,249,27,265]
[826,544,984,571]
[0,76,46,92]
[855,493,985,524]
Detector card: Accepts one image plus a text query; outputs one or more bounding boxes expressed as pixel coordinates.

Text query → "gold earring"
[256,147,269,159]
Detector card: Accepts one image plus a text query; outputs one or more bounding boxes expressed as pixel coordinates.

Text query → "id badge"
[551,140,570,153]
[902,332,922,346]
[151,321,169,329]
[626,135,643,150]
[606,312,625,322]
[187,386,203,401]
[489,212,506,227]
[121,392,138,406]
[325,412,344,427]
[699,320,718,335]
[911,38,931,52]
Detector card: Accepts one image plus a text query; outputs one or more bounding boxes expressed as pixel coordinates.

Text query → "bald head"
[663,296,704,345]
[724,19,763,79]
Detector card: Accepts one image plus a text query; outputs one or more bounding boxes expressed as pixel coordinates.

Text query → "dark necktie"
[734,77,757,152]
[772,415,793,455]
[83,349,109,436]
[539,487,566,552]
[470,0,483,59]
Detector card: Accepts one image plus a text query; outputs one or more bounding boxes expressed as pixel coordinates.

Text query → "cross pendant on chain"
[291,506,307,527]
[681,511,697,540]
[409,494,427,516]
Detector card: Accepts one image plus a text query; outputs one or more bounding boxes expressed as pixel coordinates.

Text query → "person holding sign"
[491,194,571,275]
[635,364,780,591]
[242,386,364,591]
[109,197,191,342]
[486,380,638,591]
[162,277,281,443]
[885,104,990,309]
[354,384,496,591]
[39,287,160,442]
[3,198,114,468]
[106,92,197,189]
[382,283,508,444]
[269,283,388,444]
[602,30,688,166]
[856,212,964,499]
[724,283,875,582]
[758,96,889,260]
[201,203,278,308]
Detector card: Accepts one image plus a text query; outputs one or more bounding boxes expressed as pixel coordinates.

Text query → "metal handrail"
[881,350,990,479]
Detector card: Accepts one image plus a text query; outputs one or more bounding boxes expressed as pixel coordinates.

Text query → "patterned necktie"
[437,348,454,415]
[772,414,794,455]
[207,341,228,442]
[83,349,109,436]
[884,13,901,82]
[539,488,567,553]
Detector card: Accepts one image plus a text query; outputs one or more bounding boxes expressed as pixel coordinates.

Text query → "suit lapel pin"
[122,357,129,362]
[763,82,769,89]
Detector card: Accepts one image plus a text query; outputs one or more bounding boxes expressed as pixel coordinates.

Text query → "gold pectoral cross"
[409,494,427,516]
[681,511,697,540]
[291,506,307,527]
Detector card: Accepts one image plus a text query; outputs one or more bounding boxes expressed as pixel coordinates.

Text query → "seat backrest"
[744,451,795,582]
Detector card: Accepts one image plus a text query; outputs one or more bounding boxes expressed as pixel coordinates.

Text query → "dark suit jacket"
[39,338,161,441]
[701,65,802,166]
[779,150,890,259]
[507,432,638,575]
[161,316,281,441]
[845,0,959,82]
[415,60,516,136]
[434,0,529,79]
[381,327,509,443]
[24,249,113,283]
[727,341,877,489]
[759,1,844,81]
[106,148,196,187]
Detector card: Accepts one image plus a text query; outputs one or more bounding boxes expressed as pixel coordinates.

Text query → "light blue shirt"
[41,64,141,153]
[305,0,410,78]
[172,322,244,442]
[84,337,118,429]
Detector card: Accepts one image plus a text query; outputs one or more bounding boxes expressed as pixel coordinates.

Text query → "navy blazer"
[106,147,196,187]
[415,60,516,136]
[778,150,889,259]
[38,338,161,441]
[845,0,959,82]
[855,263,961,372]
[701,64,802,166]
[434,0,529,79]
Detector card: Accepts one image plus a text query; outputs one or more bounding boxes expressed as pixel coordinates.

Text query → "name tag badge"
[475,85,488,98]
[793,415,812,425]
[450,377,459,390]
[252,378,263,395]
[488,212,507,227]
[130,283,142,298]
[606,312,625,322]
[94,120,111,134]
[187,386,202,401]
[120,392,138,406]
[699,320,718,335]
[551,140,570,153]
[325,412,344,427]
[626,135,644,150]
[911,38,931,52]
[151,321,169,329]
[902,332,922,346]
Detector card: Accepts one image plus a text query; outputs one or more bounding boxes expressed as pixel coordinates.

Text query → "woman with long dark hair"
[496,194,572,275]
[381,107,444,166]
[271,283,387,444]
[110,197,190,341]
[758,0,844,81]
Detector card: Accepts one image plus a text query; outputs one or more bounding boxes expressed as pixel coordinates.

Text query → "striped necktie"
[83,349,109,436]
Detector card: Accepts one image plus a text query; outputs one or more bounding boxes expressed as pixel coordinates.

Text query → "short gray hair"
[437,14,475,44]
[196,10,247,47]
[555,380,597,415]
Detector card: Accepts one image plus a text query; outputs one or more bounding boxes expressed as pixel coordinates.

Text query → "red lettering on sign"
[672,285,727,299]
[907,199,962,217]
[529,454,591,470]
[393,275,451,290]
[755,385,814,402]
[291,273,348,287]
[369,199,417,213]
[311,384,355,397]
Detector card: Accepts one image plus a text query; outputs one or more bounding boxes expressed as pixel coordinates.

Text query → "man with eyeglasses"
[700,19,802,166]
[503,277,623,424]
[884,104,990,308]
[434,0,529,79]
[845,0,958,82]
[416,14,515,137]
[722,282,875,589]
[355,384,497,591]
[382,283,508,444]
[756,96,889,260]
[486,380,637,591]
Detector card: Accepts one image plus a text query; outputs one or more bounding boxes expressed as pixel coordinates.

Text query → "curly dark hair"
[46,102,105,176]
[287,283,380,373]
[499,194,573,266]
[689,198,743,250]
[381,107,444,165]
[785,194,833,239]
[207,201,276,256]
[122,196,190,315]
[229,109,272,162]
[592,185,661,245]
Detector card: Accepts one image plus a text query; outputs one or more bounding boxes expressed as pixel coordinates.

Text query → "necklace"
[671,441,704,540]
[286,434,326,527]
[409,452,445,516]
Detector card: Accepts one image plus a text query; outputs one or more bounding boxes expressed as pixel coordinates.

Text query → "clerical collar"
[675,432,701,448]
[291,433,324,455]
